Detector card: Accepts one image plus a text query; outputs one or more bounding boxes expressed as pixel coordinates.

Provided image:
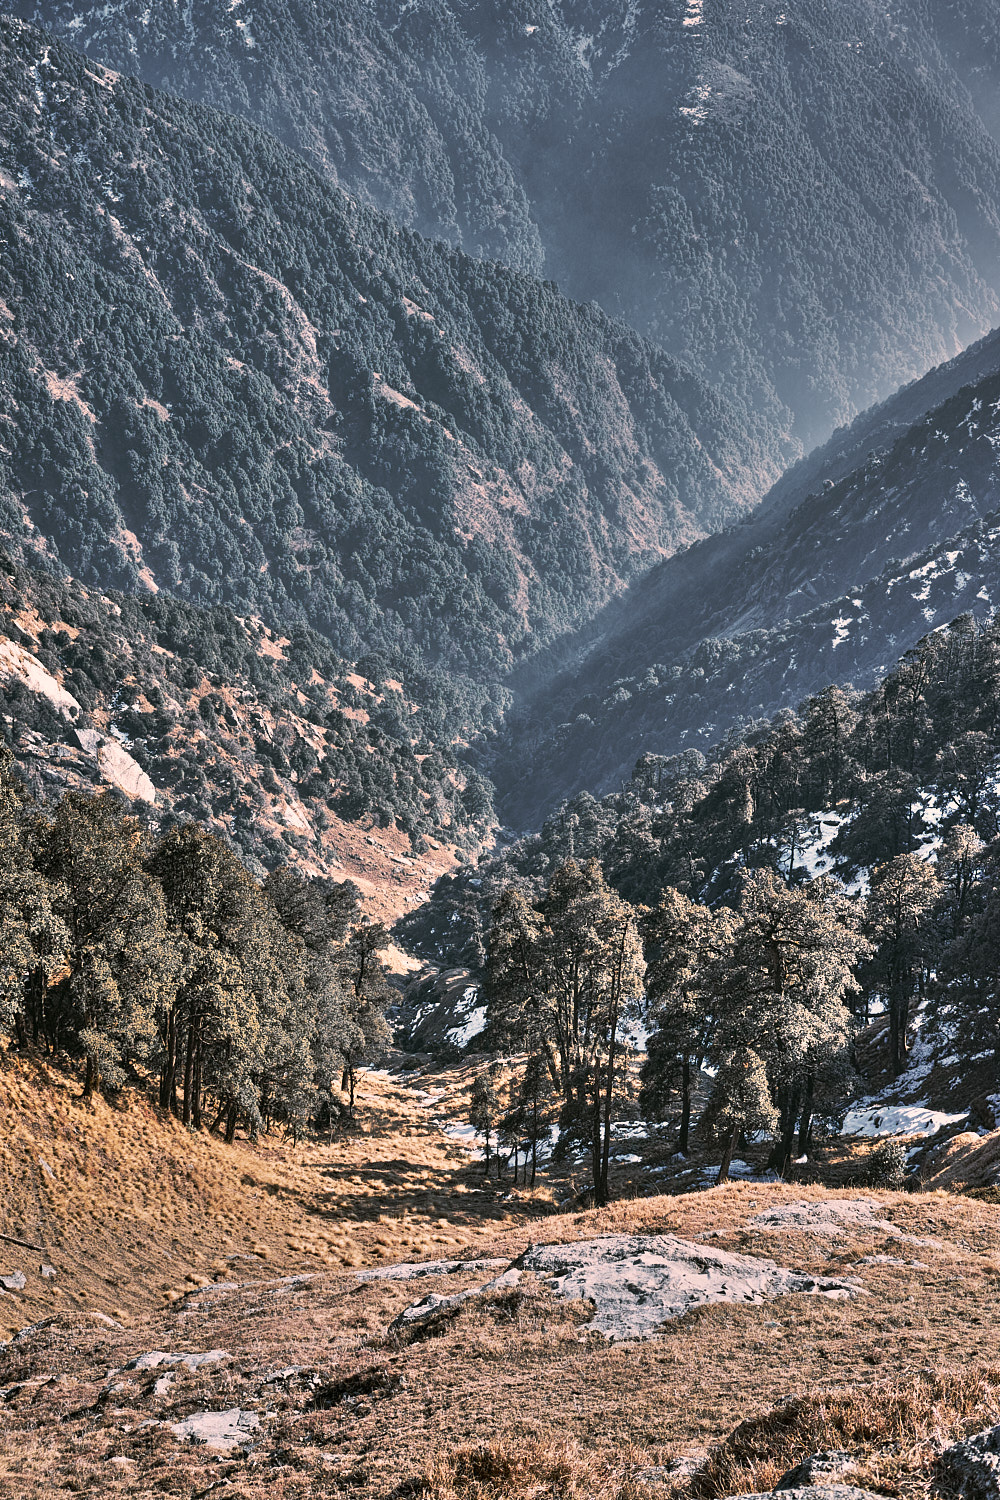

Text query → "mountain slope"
[0,550,482,918]
[18,0,1000,455]
[0,17,765,715]
[497,329,1000,825]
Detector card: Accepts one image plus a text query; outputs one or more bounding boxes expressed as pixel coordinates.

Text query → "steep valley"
[6,7,1000,1498]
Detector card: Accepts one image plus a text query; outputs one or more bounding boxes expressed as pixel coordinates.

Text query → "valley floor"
[3,1058,1000,1498]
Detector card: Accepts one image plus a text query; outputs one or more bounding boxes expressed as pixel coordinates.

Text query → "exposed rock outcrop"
[939,1423,1000,1500]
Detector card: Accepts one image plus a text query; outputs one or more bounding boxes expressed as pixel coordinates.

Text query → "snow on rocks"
[168,1408,260,1452]
[749,1199,941,1247]
[513,1234,863,1340]
[841,1103,968,1138]
[938,1422,1000,1500]
[126,1350,229,1372]
[444,984,488,1049]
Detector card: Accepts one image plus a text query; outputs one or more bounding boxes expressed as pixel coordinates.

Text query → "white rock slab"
[389,1235,864,1342]
[749,1199,940,1247]
[0,639,80,718]
[127,1350,229,1372]
[168,1408,260,1451]
[358,1257,508,1283]
[74,729,156,804]
[515,1234,864,1340]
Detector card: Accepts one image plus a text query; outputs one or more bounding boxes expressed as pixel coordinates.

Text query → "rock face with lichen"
[388,1234,865,1342]
[939,1424,1000,1500]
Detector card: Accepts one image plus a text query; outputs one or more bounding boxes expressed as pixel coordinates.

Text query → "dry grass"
[689,1367,1000,1498]
[4,1054,1000,1498]
[417,1437,653,1500]
[0,1052,563,1337]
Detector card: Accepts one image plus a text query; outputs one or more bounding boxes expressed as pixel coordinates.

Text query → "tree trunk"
[530,1091,538,1187]
[192,1044,203,1130]
[182,1019,196,1126]
[797,1076,815,1157]
[82,1053,98,1099]
[717,1124,740,1185]
[224,1102,238,1144]
[678,1056,692,1156]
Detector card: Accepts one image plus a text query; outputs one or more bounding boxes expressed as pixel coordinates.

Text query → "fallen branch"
[0,1233,46,1254]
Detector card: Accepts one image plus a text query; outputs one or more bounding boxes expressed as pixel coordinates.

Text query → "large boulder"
[389,1234,865,1343]
[939,1424,1000,1500]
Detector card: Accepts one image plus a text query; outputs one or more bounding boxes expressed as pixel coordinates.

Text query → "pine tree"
[639,890,722,1154]
[706,872,865,1175]
[469,1061,502,1178]
[865,855,939,1077]
[485,861,643,1206]
[35,793,176,1096]
[703,1050,778,1185]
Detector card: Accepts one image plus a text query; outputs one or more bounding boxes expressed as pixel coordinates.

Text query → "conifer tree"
[35,793,176,1097]
[865,854,939,1077]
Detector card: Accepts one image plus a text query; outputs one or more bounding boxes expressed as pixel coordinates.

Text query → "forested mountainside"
[0,21,764,734]
[402,610,1000,988]
[18,0,1000,456]
[497,327,1000,827]
[0,552,491,903]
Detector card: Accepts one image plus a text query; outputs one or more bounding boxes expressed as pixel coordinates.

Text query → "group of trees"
[480,860,866,1199]
[427,615,1000,1197]
[0,750,393,1139]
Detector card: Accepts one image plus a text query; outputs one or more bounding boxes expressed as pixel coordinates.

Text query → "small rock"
[152,1375,175,1398]
[108,1456,134,1468]
[729,1488,885,1500]
[168,1408,261,1452]
[0,1272,26,1293]
[127,1350,229,1373]
[776,1451,858,1489]
[939,1423,1000,1500]
[40,1265,56,1279]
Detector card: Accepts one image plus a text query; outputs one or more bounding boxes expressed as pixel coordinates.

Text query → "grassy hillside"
[1,1062,999,1500]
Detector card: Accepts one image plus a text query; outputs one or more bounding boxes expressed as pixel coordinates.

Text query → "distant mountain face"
[16,0,1000,457]
[496,327,1000,828]
[0,551,486,917]
[0,18,766,712]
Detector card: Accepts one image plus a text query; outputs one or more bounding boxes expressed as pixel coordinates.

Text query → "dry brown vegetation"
[2,1057,1000,1498]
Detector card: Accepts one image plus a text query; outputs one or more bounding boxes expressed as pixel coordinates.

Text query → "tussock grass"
[416,1437,650,1500]
[692,1367,1000,1499]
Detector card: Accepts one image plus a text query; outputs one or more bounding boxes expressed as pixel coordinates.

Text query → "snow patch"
[841,1104,967,1138]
